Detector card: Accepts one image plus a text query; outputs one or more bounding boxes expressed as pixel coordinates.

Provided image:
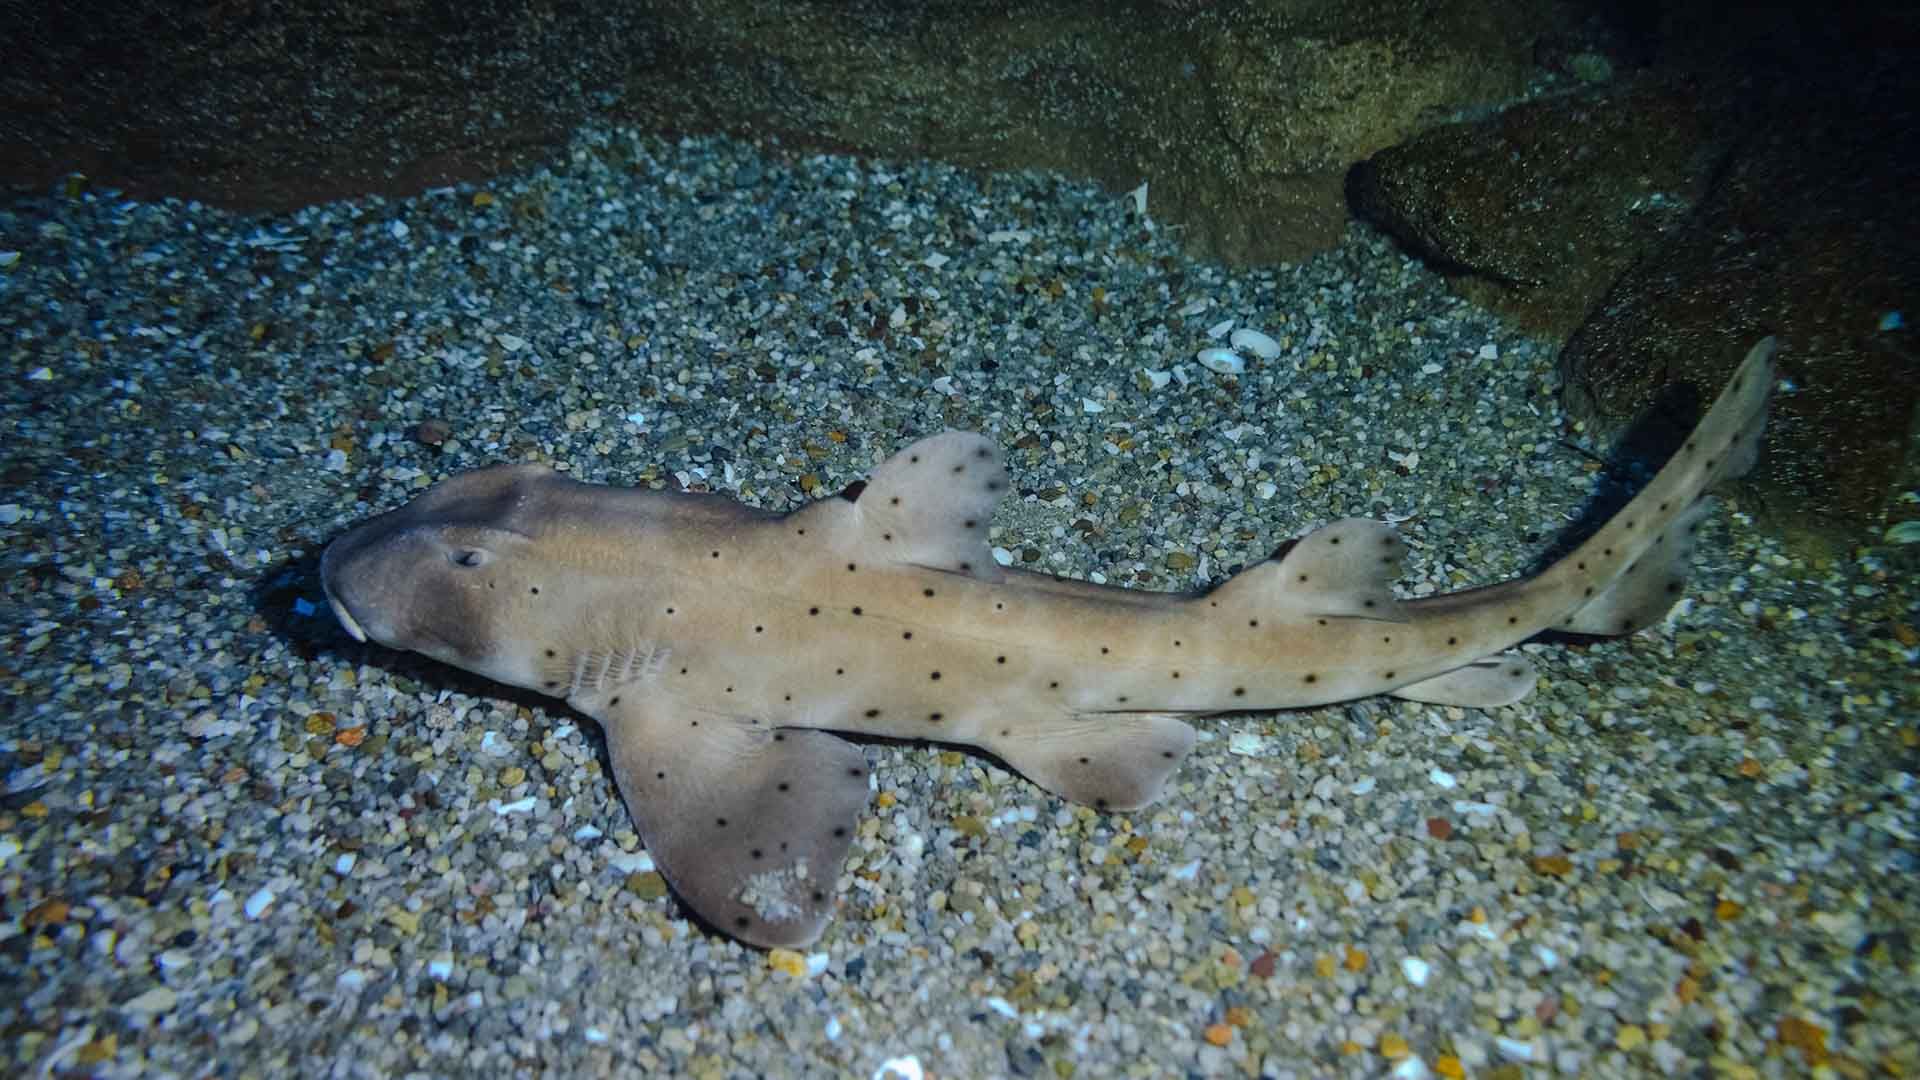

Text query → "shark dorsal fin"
[1211,517,1410,622]
[790,430,1009,582]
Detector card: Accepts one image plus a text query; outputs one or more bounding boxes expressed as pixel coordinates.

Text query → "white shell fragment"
[1229,327,1281,359]
[1194,347,1245,375]
[873,1055,925,1080]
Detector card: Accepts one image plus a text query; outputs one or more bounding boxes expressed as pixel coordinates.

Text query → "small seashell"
[1206,317,1235,340]
[1229,327,1281,359]
[1195,347,1245,375]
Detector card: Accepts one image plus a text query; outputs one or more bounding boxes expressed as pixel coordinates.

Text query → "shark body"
[321,338,1777,946]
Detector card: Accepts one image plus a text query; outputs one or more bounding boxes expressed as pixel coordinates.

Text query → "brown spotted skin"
[320,338,1777,946]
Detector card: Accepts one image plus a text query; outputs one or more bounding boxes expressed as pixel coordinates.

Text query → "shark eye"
[449,548,491,568]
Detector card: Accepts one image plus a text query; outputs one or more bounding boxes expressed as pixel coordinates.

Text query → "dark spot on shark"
[851,606,863,616]
[864,708,880,718]
[1233,687,1246,697]
[902,631,913,640]
[1303,674,1317,684]
[610,696,620,706]
[929,712,943,722]
[545,648,556,658]
[996,655,1006,664]
[929,671,941,680]
[923,588,936,597]
[809,607,820,616]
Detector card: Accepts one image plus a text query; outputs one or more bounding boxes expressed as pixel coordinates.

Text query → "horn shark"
[320,337,1778,947]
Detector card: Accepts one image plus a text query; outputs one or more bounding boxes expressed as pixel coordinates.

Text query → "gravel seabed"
[3,127,1916,1079]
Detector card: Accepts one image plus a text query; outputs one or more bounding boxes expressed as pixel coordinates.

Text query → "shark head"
[320,463,555,687]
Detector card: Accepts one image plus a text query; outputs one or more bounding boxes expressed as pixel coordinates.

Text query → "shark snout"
[319,526,382,645]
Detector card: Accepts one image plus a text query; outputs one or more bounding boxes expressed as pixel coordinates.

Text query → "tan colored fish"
[321,338,1777,947]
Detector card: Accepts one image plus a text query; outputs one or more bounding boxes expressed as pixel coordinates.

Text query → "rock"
[2,1,1558,265]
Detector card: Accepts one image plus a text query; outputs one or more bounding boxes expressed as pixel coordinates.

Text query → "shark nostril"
[449,549,490,568]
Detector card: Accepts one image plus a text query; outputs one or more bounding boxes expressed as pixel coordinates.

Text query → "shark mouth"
[325,591,370,643]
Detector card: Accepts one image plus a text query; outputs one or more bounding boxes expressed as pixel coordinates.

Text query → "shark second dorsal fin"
[1210,517,1411,622]
[790,430,1009,582]
[596,697,871,948]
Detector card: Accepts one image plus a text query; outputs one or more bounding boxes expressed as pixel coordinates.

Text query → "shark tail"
[1550,337,1777,637]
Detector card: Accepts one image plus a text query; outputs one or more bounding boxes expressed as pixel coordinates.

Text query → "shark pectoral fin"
[988,712,1197,812]
[595,697,870,948]
[1389,655,1538,706]
[789,430,1009,582]
[1213,518,1410,622]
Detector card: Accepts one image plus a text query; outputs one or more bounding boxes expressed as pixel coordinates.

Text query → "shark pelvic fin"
[1389,654,1538,706]
[985,711,1196,811]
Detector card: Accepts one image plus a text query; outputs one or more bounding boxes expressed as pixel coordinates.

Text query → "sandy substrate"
[2,128,1915,1078]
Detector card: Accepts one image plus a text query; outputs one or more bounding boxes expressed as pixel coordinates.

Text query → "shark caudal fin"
[1551,336,1777,638]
